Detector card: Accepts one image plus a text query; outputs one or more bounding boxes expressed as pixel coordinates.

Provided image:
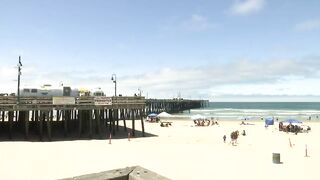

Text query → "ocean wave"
[180,108,320,120]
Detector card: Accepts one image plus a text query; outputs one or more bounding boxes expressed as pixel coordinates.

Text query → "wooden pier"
[0,96,145,141]
[0,96,208,141]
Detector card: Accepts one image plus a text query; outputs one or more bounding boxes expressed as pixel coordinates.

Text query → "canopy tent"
[147,113,158,117]
[265,117,274,125]
[157,112,173,118]
[191,114,206,120]
[281,118,302,124]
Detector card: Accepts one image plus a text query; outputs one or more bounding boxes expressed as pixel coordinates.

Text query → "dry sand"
[0,119,319,180]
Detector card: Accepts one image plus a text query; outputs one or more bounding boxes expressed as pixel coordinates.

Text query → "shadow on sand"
[0,125,157,142]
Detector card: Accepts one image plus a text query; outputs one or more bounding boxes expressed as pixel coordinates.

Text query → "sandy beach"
[0,119,319,180]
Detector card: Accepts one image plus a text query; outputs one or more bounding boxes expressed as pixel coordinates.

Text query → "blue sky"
[1,0,320,101]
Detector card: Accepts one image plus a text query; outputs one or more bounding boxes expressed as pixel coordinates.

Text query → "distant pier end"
[146,98,209,114]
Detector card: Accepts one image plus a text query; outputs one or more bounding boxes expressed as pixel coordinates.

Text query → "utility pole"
[111,74,117,96]
[17,56,22,104]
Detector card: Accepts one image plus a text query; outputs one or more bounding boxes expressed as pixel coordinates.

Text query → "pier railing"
[0,96,146,111]
[0,96,208,112]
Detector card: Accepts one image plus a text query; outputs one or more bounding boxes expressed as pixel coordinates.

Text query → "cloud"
[181,14,217,32]
[230,0,265,15]
[118,57,320,99]
[295,18,320,32]
[159,14,218,34]
[2,56,320,101]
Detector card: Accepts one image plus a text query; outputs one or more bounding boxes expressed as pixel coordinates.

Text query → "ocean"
[176,102,320,121]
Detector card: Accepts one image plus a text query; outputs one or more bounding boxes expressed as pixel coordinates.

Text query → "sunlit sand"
[0,119,319,180]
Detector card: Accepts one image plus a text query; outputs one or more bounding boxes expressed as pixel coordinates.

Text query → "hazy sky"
[1,0,320,101]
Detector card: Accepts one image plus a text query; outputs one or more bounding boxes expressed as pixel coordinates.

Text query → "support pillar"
[47,111,52,141]
[39,111,44,141]
[63,110,67,137]
[132,109,135,137]
[112,109,116,136]
[8,111,14,139]
[78,110,82,138]
[96,109,102,138]
[89,110,93,138]
[122,109,127,132]
[140,109,145,137]
[24,111,29,140]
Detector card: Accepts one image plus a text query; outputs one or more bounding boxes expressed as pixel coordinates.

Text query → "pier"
[146,98,209,114]
[0,96,208,141]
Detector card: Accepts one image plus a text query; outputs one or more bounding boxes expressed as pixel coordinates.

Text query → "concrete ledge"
[129,166,170,180]
[61,166,135,180]
[61,166,170,180]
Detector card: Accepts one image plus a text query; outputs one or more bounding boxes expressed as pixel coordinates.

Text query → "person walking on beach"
[223,135,226,143]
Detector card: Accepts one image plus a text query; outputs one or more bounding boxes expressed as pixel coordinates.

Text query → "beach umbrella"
[157,112,172,118]
[147,113,158,117]
[281,118,302,124]
[191,114,206,120]
[265,117,274,125]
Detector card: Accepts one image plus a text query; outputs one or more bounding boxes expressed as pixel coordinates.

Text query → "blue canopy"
[265,117,274,125]
[281,118,302,124]
[147,113,158,117]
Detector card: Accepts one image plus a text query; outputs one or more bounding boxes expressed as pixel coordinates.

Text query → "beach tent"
[191,114,206,120]
[265,117,274,125]
[147,113,158,117]
[281,118,302,124]
[157,112,172,118]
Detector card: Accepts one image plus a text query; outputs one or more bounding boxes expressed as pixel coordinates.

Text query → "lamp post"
[138,88,142,96]
[111,74,117,97]
[17,56,22,104]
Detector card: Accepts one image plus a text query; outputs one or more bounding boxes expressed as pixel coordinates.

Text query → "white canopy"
[157,112,173,118]
[191,114,206,120]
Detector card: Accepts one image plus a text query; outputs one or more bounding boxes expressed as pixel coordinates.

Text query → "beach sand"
[0,119,319,180]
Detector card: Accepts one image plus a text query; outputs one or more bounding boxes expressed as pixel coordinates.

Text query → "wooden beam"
[25,111,29,140]
[140,109,145,137]
[115,109,119,131]
[39,111,43,141]
[47,111,52,141]
[63,110,67,137]
[122,109,127,132]
[112,109,116,136]
[132,109,135,137]
[96,109,102,138]
[8,111,13,139]
[89,110,93,138]
[78,110,82,138]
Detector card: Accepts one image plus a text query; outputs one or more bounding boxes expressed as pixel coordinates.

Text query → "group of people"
[279,122,310,134]
[160,121,172,127]
[146,117,160,123]
[223,130,246,145]
[193,119,219,126]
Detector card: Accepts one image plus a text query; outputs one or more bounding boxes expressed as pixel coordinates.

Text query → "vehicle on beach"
[19,84,105,97]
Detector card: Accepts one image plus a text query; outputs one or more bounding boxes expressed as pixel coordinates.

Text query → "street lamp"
[17,56,22,104]
[138,87,143,96]
[111,74,117,96]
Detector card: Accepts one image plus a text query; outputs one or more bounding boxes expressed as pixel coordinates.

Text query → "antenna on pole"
[17,56,22,105]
